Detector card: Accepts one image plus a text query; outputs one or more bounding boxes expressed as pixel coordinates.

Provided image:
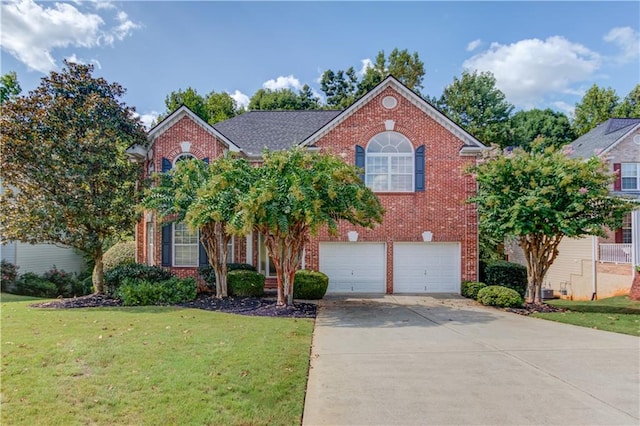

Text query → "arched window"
[173,153,196,166]
[365,132,414,192]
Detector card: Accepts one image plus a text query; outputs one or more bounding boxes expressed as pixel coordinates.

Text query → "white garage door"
[319,243,386,293]
[393,243,461,293]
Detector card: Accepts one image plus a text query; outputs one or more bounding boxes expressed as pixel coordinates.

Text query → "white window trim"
[620,163,640,191]
[173,153,197,167]
[365,132,414,193]
[173,222,199,267]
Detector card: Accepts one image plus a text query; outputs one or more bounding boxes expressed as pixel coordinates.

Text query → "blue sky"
[2,1,639,127]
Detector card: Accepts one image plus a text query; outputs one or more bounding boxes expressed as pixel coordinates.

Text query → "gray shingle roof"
[568,118,640,158]
[212,110,342,157]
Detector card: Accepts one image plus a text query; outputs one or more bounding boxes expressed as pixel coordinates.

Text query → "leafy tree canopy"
[231,148,385,306]
[438,70,514,147]
[0,61,148,293]
[248,85,320,110]
[158,87,240,125]
[0,71,21,104]
[469,142,633,302]
[573,84,619,136]
[614,84,640,118]
[510,108,575,151]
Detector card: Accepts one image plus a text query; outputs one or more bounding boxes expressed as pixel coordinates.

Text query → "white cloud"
[230,90,250,109]
[463,36,601,108]
[133,111,159,129]
[0,0,139,73]
[64,53,102,69]
[262,75,302,91]
[604,26,639,64]
[466,39,482,52]
[551,101,575,117]
[357,58,373,76]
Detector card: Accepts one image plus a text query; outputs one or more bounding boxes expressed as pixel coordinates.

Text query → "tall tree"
[510,109,575,151]
[573,84,619,136]
[298,84,321,110]
[232,148,385,307]
[0,71,21,104]
[438,70,514,147]
[614,84,640,118]
[0,61,147,293]
[205,91,240,123]
[320,67,359,108]
[248,88,302,110]
[161,87,209,123]
[469,142,633,303]
[141,156,252,298]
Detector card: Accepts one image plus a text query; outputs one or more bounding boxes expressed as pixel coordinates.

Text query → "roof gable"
[569,118,640,158]
[299,75,486,152]
[147,105,241,152]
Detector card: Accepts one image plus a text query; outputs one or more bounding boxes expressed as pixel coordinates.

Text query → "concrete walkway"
[302,295,640,426]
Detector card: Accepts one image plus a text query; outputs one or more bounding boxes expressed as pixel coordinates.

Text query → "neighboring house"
[508,118,640,300]
[1,242,86,276]
[128,76,486,294]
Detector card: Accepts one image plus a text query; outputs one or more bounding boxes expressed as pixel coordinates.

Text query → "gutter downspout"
[591,235,598,301]
[633,209,639,278]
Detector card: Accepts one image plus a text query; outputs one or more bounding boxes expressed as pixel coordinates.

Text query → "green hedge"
[293,270,329,300]
[228,270,265,297]
[198,263,257,289]
[15,273,58,298]
[477,285,523,308]
[484,261,527,298]
[104,263,173,297]
[116,277,197,306]
[461,281,487,300]
[103,241,136,271]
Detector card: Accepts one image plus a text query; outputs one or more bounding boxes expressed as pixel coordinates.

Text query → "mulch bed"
[505,302,566,316]
[30,293,317,319]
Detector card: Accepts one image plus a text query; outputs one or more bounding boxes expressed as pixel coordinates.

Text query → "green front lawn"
[1,294,314,425]
[532,296,640,336]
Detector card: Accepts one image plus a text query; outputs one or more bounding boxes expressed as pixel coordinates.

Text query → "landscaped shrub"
[293,270,329,300]
[15,273,58,298]
[484,260,527,298]
[104,263,173,296]
[42,266,77,298]
[227,270,265,297]
[198,263,257,289]
[116,277,197,306]
[1,260,18,292]
[461,281,487,300]
[103,241,136,271]
[477,285,523,308]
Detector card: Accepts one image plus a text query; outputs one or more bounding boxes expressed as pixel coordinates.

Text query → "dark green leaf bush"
[198,263,257,289]
[293,270,329,300]
[227,270,265,297]
[104,263,173,296]
[461,281,487,300]
[103,241,136,271]
[15,273,58,298]
[484,261,527,298]
[42,266,77,297]
[477,285,523,308]
[1,260,18,292]
[117,277,197,306]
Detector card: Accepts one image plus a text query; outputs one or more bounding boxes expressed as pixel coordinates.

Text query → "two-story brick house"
[129,76,486,294]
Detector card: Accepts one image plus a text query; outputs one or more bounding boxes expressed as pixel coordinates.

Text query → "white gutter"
[592,235,598,300]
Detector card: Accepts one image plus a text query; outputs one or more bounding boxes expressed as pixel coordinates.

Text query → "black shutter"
[415,145,425,192]
[161,224,172,266]
[162,157,172,173]
[198,232,209,267]
[355,145,365,182]
[202,157,209,164]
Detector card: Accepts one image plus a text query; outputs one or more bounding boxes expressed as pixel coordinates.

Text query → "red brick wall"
[303,87,479,289]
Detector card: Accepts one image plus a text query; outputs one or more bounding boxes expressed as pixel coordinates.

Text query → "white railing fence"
[599,243,632,263]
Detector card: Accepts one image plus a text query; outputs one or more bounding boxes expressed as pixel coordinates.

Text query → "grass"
[1,294,314,425]
[532,296,640,336]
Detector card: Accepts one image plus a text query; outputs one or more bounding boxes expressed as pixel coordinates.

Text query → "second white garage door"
[393,243,461,293]
[319,243,386,293]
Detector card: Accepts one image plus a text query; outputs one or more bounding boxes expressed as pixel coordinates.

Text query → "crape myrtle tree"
[469,140,633,303]
[0,61,147,293]
[232,148,385,307]
[141,156,253,298]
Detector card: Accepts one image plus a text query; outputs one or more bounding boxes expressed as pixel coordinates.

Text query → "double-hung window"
[365,132,414,192]
[621,163,640,191]
[173,222,199,266]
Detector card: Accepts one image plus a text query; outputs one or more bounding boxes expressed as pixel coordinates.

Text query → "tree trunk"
[201,222,230,298]
[92,247,104,294]
[519,234,563,304]
[264,225,307,307]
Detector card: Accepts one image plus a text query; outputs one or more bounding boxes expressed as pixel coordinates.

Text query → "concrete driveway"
[302,295,639,426]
